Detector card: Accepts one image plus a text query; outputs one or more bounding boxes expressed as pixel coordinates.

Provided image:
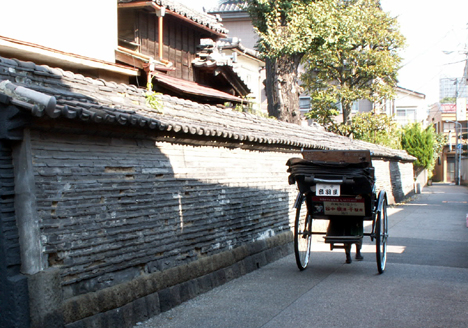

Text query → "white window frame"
[299,96,311,112]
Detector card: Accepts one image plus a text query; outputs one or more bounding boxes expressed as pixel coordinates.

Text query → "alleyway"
[135,183,468,328]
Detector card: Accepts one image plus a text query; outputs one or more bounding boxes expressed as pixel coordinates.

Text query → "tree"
[440,97,456,104]
[246,0,333,124]
[305,90,341,127]
[401,123,445,177]
[343,111,401,149]
[301,0,405,123]
[307,108,402,148]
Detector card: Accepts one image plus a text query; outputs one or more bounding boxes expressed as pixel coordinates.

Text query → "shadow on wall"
[0,140,30,328]
[29,129,292,300]
[389,161,405,203]
[0,58,294,327]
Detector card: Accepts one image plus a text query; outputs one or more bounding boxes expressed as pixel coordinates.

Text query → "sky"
[380,0,468,104]
[180,0,468,105]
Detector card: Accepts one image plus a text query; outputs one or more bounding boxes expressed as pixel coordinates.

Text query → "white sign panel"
[316,184,340,196]
[456,97,466,121]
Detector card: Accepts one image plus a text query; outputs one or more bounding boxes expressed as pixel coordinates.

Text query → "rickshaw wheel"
[294,195,312,270]
[375,192,388,274]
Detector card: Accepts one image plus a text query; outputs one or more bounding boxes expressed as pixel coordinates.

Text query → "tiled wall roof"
[119,0,228,35]
[0,56,414,161]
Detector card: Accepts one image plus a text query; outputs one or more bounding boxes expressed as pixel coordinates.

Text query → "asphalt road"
[135,183,468,328]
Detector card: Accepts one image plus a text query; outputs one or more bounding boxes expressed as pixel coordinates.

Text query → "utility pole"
[442,29,468,185]
[447,120,461,185]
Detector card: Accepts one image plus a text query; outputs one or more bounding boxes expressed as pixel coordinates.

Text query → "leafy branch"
[145,82,163,113]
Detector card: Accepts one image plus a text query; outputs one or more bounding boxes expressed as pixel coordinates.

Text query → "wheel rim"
[376,200,388,273]
[294,196,312,270]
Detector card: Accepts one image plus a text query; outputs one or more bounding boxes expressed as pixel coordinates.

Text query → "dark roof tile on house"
[218,41,262,61]
[119,0,228,35]
[192,40,252,97]
[152,73,245,102]
[210,1,248,12]
[0,56,414,161]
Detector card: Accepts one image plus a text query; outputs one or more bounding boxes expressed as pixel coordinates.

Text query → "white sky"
[181,1,468,105]
[380,0,468,104]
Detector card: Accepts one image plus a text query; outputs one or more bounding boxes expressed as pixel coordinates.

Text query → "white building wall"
[393,90,427,126]
[223,48,265,113]
[221,20,258,50]
[0,0,117,62]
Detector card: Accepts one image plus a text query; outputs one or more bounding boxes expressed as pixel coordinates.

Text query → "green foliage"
[307,99,402,148]
[343,112,401,149]
[246,0,331,58]
[440,97,456,104]
[246,0,335,122]
[301,0,405,123]
[305,91,340,126]
[400,123,441,173]
[433,130,447,155]
[228,97,273,118]
[145,82,163,113]
[309,109,402,149]
[309,106,446,177]
[430,129,448,177]
[246,0,404,123]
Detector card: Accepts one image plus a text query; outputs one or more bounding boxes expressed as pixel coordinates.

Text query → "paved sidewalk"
[134,183,468,328]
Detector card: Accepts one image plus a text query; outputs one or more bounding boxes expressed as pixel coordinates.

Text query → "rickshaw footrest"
[324,236,363,244]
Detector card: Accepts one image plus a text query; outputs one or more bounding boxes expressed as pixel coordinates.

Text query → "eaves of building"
[119,0,228,36]
[0,35,139,77]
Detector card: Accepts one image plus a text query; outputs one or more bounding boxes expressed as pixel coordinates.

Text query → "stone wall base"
[63,232,293,328]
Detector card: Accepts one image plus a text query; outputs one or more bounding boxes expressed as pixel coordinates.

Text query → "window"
[299,96,311,111]
[396,107,416,120]
[444,122,455,133]
[336,101,358,113]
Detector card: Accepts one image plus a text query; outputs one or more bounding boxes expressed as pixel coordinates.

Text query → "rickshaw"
[287,150,388,274]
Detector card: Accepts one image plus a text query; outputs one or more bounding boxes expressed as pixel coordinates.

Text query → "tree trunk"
[265,54,303,124]
[342,101,352,124]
